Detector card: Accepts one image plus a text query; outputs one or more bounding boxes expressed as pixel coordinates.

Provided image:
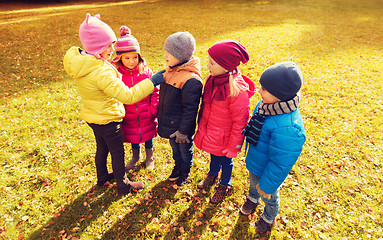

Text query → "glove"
[150,69,166,86]
[169,131,190,143]
[222,149,238,158]
[256,183,271,199]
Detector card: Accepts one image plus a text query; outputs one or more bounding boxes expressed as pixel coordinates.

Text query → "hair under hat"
[78,13,117,58]
[259,61,303,101]
[112,26,141,63]
[164,31,196,62]
[208,39,249,72]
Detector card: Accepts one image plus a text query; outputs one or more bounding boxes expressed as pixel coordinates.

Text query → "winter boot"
[240,198,259,215]
[254,218,274,233]
[125,148,140,171]
[210,184,231,204]
[168,164,181,181]
[176,168,190,187]
[145,148,155,170]
[197,173,217,189]
[117,175,145,195]
[97,172,115,187]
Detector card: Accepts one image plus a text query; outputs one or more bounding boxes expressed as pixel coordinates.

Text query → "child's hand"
[150,69,166,86]
[170,131,190,143]
[256,184,271,199]
[222,149,238,158]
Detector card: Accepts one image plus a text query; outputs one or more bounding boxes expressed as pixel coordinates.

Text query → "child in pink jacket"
[194,40,255,203]
[112,26,159,170]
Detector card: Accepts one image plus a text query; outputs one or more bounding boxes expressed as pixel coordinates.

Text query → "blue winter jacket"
[245,101,306,194]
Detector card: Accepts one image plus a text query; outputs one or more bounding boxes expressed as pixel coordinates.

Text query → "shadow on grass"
[28,184,120,240]
[228,213,273,240]
[162,186,220,240]
[229,214,250,240]
[228,203,275,240]
[100,179,178,239]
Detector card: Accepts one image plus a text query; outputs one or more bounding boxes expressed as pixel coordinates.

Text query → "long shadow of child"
[100,179,178,239]
[28,184,119,239]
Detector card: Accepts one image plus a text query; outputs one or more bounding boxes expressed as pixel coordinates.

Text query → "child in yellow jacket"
[63,13,165,195]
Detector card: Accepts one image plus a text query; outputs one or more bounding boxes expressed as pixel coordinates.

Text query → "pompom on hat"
[208,39,249,72]
[112,26,141,63]
[164,31,196,62]
[79,13,117,58]
[259,61,303,101]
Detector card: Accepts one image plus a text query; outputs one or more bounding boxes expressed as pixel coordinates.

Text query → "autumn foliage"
[0,0,382,239]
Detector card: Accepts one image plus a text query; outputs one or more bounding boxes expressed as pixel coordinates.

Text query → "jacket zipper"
[131,71,142,143]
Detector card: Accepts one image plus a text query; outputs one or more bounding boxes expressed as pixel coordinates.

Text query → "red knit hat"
[208,39,249,72]
[112,26,141,63]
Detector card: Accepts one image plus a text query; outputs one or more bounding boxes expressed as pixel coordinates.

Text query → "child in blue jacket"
[240,62,306,233]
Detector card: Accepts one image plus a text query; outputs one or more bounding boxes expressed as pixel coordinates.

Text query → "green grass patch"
[1,0,382,239]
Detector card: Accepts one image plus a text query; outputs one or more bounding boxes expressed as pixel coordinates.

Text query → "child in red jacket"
[112,26,159,170]
[194,40,255,203]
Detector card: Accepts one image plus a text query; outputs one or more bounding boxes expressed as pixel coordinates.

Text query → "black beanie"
[259,61,303,101]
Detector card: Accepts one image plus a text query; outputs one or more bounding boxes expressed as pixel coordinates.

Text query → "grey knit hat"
[164,31,196,62]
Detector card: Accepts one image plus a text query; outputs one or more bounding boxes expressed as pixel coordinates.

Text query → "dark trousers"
[169,138,194,170]
[131,139,154,149]
[87,122,127,185]
[209,154,233,186]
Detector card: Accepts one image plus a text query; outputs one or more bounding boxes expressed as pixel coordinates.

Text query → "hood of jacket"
[237,74,256,99]
[164,56,202,79]
[63,46,108,80]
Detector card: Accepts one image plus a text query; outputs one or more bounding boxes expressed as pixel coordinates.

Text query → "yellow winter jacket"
[63,47,154,125]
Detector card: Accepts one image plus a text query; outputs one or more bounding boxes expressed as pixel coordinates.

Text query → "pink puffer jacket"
[118,65,159,144]
[194,74,255,156]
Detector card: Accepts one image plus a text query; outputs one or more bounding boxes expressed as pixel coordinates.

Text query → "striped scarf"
[242,95,300,147]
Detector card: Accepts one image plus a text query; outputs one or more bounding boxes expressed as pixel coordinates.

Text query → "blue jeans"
[209,154,233,186]
[169,138,194,170]
[87,122,127,185]
[248,172,280,224]
[131,139,154,149]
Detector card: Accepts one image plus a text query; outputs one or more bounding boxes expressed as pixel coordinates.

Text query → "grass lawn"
[0,0,382,239]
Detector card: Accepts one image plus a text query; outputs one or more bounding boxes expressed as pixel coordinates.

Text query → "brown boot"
[210,184,230,204]
[117,177,145,195]
[145,148,155,170]
[197,173,217,189]
[127,180,145,191]
[125,148,140,171]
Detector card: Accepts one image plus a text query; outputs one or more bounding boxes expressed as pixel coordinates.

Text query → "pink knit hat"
[208,39,249,72]
[112,26,141,63]
[79,13,117,58]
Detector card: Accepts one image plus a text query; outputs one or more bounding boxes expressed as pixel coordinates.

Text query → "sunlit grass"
[0,0,382,239]
[0,1,148,25]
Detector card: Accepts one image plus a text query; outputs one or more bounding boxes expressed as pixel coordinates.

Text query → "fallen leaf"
[300,221,307,229]
[324,223,331,231]
[18,232,24,240]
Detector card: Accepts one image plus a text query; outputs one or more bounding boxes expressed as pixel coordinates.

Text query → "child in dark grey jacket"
[157,31,203,187]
